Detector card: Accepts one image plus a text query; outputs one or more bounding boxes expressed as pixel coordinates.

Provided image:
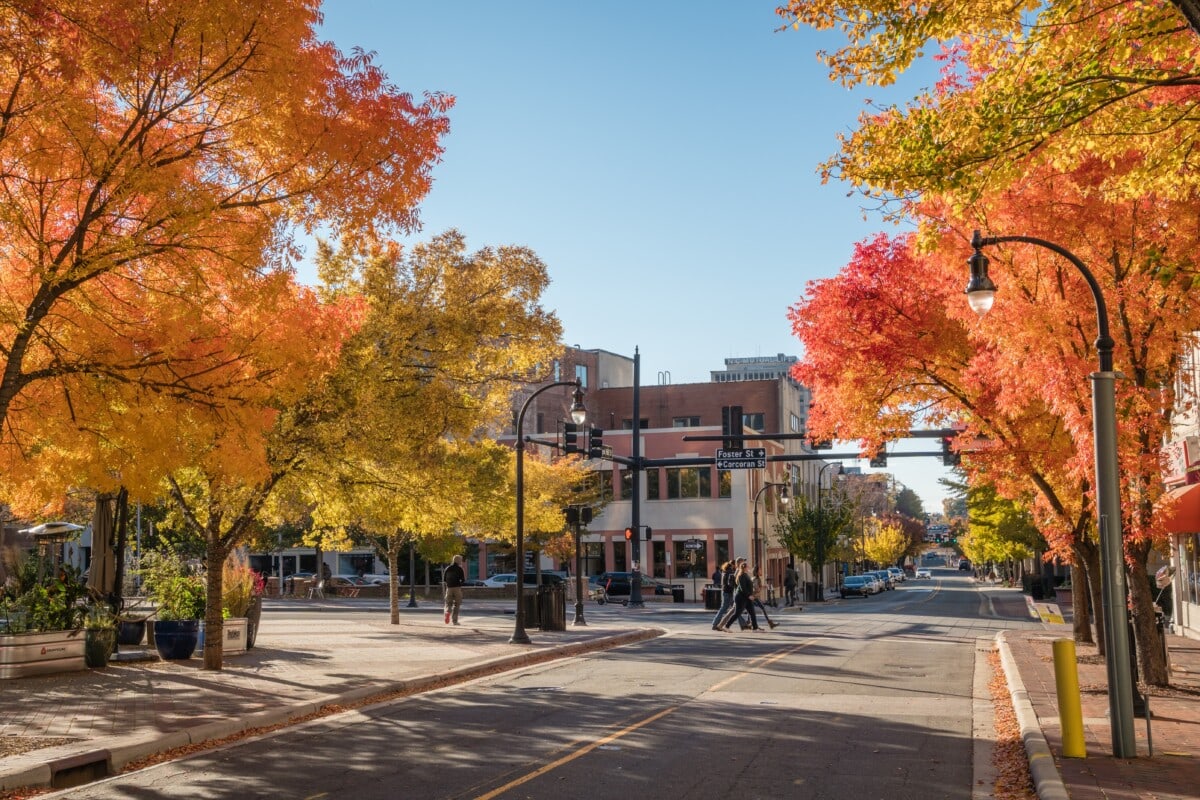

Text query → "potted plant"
[83,603,117,668]
[139,549,206,660]
[0,554,88,678]
[220,553,259,654]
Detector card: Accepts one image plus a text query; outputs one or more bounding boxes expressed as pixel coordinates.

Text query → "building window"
[674,540,707,579]
[666,467,712,499]
[552,359,561,382]
[535,412,544,435]
[575,363,588,388]
[672,416,701,428]
[646,469,660,500]
[744,412,765,432]
[622,418,650,430]
[619,469,633,500]
[718,470,732,498]
[594,469,613,502]
[789,413,801,433]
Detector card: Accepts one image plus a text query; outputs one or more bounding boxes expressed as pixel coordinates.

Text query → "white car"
[481,573,519,588]
[915,568,932,580]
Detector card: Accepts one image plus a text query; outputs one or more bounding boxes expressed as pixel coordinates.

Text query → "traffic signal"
[624,526,634,540]
[644,526,652,541]
[588,427,604,458]
[721,405,744,450]
[581,506,593,524]
[564,507,578,524]
[563,422,579,453]
[868,445,887,468]
[941,436,961,467]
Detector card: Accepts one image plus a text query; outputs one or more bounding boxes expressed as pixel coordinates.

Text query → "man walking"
[784,564,798,607]
[443,555,466,625]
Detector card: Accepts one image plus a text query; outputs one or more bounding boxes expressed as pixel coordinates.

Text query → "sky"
[313,2,955,513]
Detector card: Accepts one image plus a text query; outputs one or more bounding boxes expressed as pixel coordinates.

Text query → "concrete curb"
[996,631,1070,800]
[0,627,660,792]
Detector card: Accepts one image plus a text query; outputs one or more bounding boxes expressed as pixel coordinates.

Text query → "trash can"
[804,582,819,602]
[704,586,722,610]
[520,589,540,628]
[537,584,566,631]
[671,586,685,603]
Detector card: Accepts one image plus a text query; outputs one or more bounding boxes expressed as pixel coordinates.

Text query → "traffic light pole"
[629,348,645,607]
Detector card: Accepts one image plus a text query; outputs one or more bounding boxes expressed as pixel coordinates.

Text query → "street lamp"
[818,462,842,508]
[511,379,586,645]
[752,481,790,570]
[966,229,1136,758]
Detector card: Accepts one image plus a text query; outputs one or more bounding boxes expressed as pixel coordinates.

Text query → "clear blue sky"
[315,3,953,514]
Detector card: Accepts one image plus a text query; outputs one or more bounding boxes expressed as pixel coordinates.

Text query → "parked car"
[327,575,371,589]
[867,570,895,590]
[887,566,906,583]
[840,575,873,598]
[481,573,566,588]
[590,572,678,596]
[915,568,932,580]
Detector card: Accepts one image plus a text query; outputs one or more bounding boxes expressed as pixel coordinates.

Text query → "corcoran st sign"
[715,448,767,469]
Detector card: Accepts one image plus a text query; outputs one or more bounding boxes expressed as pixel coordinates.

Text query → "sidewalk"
[997,596,1200,800]
[0,599,659,792]
[6,591,1199,798]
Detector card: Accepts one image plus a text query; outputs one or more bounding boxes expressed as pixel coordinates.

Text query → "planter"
[117,620,146,646]
[1054,587,1074,609]
[0,629,86,679]
[152,619,200,660]
[84,628,116,668]
[245,595,263,649]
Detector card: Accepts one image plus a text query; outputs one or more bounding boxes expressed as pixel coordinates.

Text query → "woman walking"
[719,562,760,631]
[751,565,779,629]
[711,561,737,630]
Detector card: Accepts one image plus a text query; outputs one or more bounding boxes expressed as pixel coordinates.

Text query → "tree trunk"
[203,543,229,671]
[1078,540,1105,657]
[388,546,401,625]
[1071,564,1093,644]
[1128,545,1169,686]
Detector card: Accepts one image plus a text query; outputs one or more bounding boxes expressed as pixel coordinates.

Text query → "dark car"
[958,559,972,571]
[840,575,873,598]
[591,572,677,596]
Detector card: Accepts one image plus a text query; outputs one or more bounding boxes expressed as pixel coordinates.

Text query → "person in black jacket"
[718,561,760,631]
[443,555,466,625]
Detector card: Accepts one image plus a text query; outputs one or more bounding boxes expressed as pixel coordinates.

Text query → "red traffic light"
[624,527,634,540]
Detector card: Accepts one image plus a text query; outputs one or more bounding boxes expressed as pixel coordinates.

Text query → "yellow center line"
[472,638,817,800]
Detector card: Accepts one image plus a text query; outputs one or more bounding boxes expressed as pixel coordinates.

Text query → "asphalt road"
[41,570,1042,800]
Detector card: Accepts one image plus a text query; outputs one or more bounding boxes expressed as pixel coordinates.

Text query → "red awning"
[1157,484,1200,533]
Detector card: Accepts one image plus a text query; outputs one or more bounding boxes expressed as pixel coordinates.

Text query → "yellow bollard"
[1053,638,1087,758]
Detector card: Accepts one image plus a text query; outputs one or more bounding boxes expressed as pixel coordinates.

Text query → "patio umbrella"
[86,497,116,599]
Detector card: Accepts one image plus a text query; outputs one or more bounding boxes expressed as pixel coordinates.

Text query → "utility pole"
[629,348,645,607]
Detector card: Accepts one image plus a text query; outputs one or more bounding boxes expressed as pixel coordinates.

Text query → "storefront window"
[674,540,708,579]
[1184,535,1199,605]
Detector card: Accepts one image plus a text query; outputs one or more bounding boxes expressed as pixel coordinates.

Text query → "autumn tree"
[776,0,1200,206]
[864,522,909,569]
[775,493,854,598]
[0,2,452,504]
[788,156,1200,684]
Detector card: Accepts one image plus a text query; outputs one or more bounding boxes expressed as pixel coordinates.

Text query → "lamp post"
[752,481,790,570]
[407,539,418,608]
[565,505,590,626]
[511,379,587,645]
[818,462,842,509]
[966,229,1136,758]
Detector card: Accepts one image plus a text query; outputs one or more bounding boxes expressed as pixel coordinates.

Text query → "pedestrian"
[711,561,738,631]
[751,565,779,629]
[443,555,466,625]
[784,564,798,607]
[718,562,760,631]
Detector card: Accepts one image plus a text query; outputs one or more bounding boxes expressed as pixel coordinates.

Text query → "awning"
[1157,484,1200,533]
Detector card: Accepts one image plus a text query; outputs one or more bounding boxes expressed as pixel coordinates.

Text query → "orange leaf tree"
[0,1,451,496]
[789,157,1200,683]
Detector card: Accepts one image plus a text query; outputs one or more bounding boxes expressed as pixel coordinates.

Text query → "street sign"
[715,447,766,469]
[683,539,705,550]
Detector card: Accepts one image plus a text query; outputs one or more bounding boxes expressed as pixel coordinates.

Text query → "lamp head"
[965,237,997,316]
[569,383,587,426]
[778,484,790,505]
